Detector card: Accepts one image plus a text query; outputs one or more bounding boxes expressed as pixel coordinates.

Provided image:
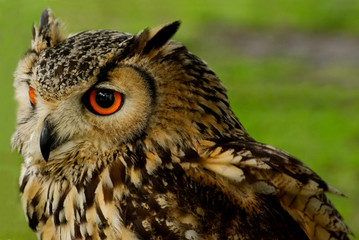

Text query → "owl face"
[13,32,159,164]
[12,9,245,173]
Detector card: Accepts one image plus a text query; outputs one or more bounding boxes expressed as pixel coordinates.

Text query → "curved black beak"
[40,120,53,161]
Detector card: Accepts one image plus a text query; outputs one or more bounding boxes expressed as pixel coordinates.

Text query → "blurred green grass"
[1,0,358,239]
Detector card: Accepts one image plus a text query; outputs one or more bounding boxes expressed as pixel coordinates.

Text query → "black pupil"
[96,90,115,108]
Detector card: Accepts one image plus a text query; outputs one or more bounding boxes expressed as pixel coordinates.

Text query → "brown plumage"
[12,8,351,240]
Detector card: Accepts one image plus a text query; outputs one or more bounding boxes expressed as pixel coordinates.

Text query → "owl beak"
[40,120,53,162]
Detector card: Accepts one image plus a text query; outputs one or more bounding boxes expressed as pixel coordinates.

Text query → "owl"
[12,8,351,240]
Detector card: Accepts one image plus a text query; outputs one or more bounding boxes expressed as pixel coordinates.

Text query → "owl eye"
[87,89,122,115]
[29,87,36,107]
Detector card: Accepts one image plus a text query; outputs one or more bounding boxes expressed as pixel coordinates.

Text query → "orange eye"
[87,89,122,115]
[29,87,36,106]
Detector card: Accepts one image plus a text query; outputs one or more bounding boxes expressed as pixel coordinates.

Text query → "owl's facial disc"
[34,65,156,162]
[12,14,182,164]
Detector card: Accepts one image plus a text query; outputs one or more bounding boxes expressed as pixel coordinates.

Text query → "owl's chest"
[20,160,137,239]
[20,159,309,240]
[20,160,204,239]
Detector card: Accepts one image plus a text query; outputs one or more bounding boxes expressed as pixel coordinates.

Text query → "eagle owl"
[12,8,351,240]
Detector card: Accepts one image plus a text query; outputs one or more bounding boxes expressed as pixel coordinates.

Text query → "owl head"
[12,9,247,174]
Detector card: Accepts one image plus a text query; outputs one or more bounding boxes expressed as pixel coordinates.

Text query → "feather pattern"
[12,8,351,240]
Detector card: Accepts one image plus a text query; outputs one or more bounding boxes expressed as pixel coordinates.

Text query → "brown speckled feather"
[12,8,351,240]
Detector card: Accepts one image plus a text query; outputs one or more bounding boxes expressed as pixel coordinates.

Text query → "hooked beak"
[40,120,53,161]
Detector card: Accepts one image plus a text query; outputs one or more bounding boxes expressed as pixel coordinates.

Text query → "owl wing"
[181,139,351,240]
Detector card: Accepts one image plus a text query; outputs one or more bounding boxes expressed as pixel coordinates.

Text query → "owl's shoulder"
[178,139,350,239]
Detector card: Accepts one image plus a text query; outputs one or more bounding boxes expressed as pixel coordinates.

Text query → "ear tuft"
[32,24,36,41]
[143,21,181,54]
[132,21,181,55]
[39,8,50,33]
[32,8,64,53]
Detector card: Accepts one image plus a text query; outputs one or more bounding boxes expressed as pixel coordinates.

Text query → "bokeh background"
[1,0,358,239]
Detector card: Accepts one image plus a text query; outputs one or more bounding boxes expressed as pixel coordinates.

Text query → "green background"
[1,0,358,239]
